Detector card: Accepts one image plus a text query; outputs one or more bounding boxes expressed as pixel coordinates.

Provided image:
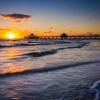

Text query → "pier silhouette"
[24,33,100,40]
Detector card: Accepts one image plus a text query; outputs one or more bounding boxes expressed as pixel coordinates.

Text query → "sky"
[0,0,100,38]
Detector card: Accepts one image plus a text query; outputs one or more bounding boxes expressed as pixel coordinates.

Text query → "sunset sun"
[6,33,16,39]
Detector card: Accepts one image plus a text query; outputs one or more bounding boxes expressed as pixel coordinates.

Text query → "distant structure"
[24,33,100,40]
[24,33,38,39]
[61,33,67,39]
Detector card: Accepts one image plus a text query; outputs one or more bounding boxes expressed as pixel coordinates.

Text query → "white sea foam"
[90,80,100,100]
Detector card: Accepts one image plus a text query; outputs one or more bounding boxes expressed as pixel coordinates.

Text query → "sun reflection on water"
[0,46,32,74]
[1,63,31,74]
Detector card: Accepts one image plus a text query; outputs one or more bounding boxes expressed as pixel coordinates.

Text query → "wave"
[0,60,100,78]
[89,80,100,100]
[69,42,89,48]
[21,42,89,58]
[0,43,38,48]
[0,41,72,48]
[28,40,72,44]
[0,43,69,48]
[23,49,57,57]
[0,41,89,49]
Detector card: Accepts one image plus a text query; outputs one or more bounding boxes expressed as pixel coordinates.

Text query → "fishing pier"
[25,33,100,40]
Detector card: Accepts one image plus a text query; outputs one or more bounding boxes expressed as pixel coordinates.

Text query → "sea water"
[0,39,100,100]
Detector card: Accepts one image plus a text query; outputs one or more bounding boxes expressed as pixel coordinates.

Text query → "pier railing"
[37,35,100,40]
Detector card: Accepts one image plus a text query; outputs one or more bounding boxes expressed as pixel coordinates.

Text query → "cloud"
[12,20,21,23]
[0,13,31,19]
[44,26,54,34]
[0,28,11,31]
[44,31,52,33]
[49,26,54,30]
[0,28,5,31]
[0,28,11,35]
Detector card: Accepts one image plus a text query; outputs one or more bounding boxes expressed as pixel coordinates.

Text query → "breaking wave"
[0,43,41,48]
[89,80,100,100]
[21,42,89,58]
[0,60,100,78]
[0,41,89,49]
[23,49,57,57]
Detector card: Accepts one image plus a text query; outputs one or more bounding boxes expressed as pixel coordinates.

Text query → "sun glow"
[5,32,17,39]
[2,30,22,40]
[7,33,15,39]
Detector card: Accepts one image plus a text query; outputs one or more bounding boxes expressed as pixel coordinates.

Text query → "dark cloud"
[0,13,31,19]
[13,20,21,23]
[44,31,52,33]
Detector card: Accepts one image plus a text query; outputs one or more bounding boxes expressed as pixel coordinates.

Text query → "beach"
[0,39,100,100]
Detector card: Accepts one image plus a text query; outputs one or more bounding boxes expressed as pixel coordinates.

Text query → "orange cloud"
[0,28,11,32]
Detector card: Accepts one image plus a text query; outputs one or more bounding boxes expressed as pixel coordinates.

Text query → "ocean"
[0,39,100,100]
